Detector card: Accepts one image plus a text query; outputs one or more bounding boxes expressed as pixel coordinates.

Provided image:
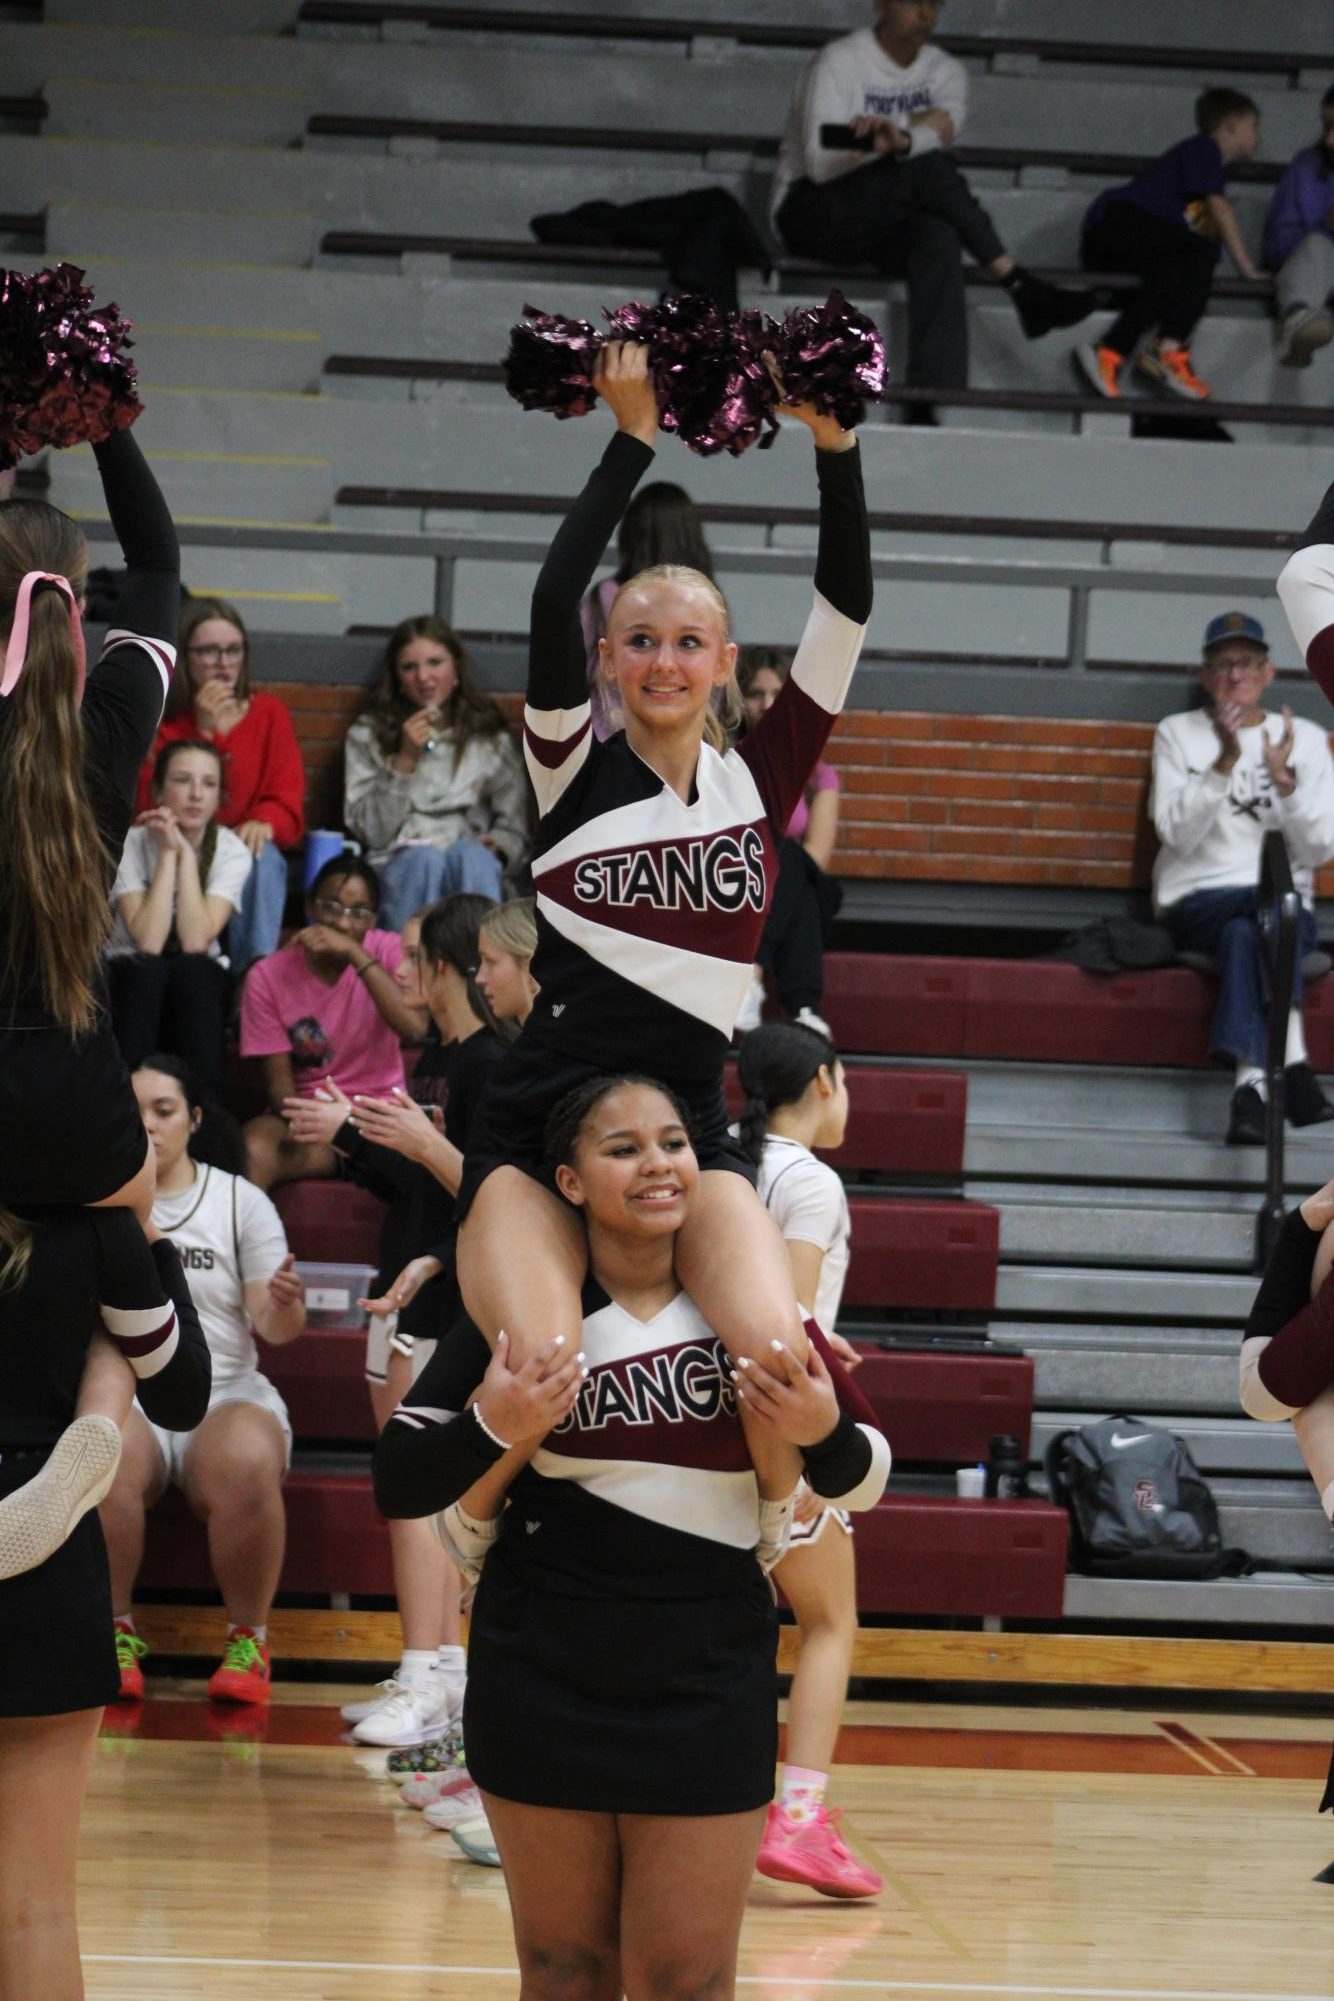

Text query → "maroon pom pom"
[767,289,886,430]
[503,306,603,419]
[0,263,142,470]
[606,295,750,458]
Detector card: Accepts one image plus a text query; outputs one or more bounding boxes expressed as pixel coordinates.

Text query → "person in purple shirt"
[1265,83,1334,370]
[1074,87,1262,403]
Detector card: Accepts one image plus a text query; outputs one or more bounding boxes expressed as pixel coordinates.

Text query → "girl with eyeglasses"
[139,596,306,970]
[239,851,425,1191]
[107,739,252,1102]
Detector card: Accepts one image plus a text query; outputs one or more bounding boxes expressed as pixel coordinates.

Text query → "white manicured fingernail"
[553,1335,565,1347]
[770,1339,785,1353]
[736,1355,751,1370]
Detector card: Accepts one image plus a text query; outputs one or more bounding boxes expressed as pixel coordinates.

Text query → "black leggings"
[756,839,842,1015]
[777,151,1007,391]
[108,952,232,1102]
[1080,203,1218,355]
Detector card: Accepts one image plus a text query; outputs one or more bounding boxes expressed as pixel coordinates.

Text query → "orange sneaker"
[1074,342,1124,399]
[1139,341,1211,400]
[207,1628,272,1705]
[114,1620,148,1701]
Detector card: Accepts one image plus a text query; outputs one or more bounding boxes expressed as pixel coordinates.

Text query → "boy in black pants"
[1075,87,1262,402]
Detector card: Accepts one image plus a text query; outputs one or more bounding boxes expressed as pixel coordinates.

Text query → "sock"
[437,1643,465,1674]
[399,1649,438,1688]
[779,1765,827,1824]
[1323,1480,1334,1523]
[229,1622,265,1645]
[1286,1011,1308,1068]
[114,1612,135,1632]
[1235,1063,1266,1097]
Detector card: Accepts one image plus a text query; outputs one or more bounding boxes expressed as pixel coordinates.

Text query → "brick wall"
[274,686,1334,900]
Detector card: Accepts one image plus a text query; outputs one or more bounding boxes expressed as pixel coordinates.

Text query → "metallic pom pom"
[0,263,143,469]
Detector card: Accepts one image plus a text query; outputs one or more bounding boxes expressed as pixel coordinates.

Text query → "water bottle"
[985,1433,1028,1501]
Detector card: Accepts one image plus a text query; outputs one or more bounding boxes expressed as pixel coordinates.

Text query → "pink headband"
[1,571,87,702]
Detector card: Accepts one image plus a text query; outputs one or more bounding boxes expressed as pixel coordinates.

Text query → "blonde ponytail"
[0,1204,33,1294]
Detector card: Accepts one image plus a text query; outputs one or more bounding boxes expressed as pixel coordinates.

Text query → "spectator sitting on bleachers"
[770,0,1092,416]
[140,598,305,971]
[1266,82,1334,370]
[1150,611,1334,1146]
[344,616,529,932]
[240,851,425,1190]
[580,483,716,740]
[735,650,841,1037]
[1075,87,1262,403]
[100,1057,306,1707]
[476,896,539,1029]
[108,740,252,1106]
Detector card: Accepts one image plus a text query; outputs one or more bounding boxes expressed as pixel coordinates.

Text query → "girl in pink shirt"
[240,851,426,1189]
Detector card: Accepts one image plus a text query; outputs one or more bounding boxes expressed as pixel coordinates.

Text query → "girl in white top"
[107,739,252,1101]
[736,1020,881,1901]
[98,1056,306,1707]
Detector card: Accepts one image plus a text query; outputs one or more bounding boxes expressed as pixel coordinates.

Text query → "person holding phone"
[771,0,1091,411]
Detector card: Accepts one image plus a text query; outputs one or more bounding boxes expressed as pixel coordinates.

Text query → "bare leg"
[1293,1387,1334,1517]
[243,1113,336,1193]
[772,1522,858,1774]
[481,1793,623,2001]
[98,1411,167,1615]
[457,1167,588,1357]
[618,1804,766,2001]
[0,1708,101,2001]
[181,1403,288,1628]
[370,1364,454,1652]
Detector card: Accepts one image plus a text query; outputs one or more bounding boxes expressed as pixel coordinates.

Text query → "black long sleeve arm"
[127,1237,212,1432]
[1241,1207,1321,1348]
[812,441,872,625]
[527,430,655,713]
[92,429,180,646]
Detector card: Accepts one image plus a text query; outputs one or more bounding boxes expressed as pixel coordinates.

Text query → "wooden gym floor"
[78,1683,1334,2001]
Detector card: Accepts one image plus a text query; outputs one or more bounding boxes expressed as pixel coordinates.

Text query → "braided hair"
[735,1021,840,1167]
[542,1073,695,1180]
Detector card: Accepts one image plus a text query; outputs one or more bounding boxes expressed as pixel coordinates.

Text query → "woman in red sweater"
[139,597,305,968]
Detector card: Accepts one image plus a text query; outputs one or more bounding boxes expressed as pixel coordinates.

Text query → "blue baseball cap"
[1203,610,1267,654]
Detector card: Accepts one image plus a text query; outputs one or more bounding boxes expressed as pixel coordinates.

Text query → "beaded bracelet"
[471,1401,513,1452]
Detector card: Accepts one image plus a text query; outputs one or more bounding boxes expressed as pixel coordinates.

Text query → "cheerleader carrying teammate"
[455,341,873,1505]
[0,411,198,1579]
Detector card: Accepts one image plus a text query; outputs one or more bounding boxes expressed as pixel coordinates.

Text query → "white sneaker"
[1278,305,1333,368]
[450,1810,501,1866]
[0,1416,122,1581]
[735,976,765,1036]
[350,1676,453,1748]
[340,1688,389,1725]
[423,1781,486,1831]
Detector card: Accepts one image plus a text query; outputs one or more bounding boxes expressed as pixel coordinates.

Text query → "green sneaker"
[115,1621,148,1700]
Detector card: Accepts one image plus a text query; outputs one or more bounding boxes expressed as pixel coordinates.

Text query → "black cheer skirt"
[0,1451,119,1716]
[463,1540,778,1816]
[456,1036,755,1223]
[0,1018,148,1209]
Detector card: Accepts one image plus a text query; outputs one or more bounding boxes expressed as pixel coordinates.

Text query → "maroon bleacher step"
[723,1061,967,1177]
[843,1198,998,1314]
[267,1326,377,1442]
[140,1472,1066,1617]
[850,1348,1032,1463]
[274,1179,386,1268]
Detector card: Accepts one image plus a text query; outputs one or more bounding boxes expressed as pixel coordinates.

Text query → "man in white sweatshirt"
[1151,611,1334,1144]
[771,0,1091,409]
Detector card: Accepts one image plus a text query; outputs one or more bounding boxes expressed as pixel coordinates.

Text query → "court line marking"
[81,1958,1334,1999]
[1154,1720,1230,1777]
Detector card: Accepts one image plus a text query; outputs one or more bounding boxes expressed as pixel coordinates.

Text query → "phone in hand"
[820,121,877,151]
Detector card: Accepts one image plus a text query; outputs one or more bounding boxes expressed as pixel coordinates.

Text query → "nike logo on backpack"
[1110,1432,1150,1449]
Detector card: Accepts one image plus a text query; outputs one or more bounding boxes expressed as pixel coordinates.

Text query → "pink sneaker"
[755,1802,882,1899]
[400,1764,475,1813]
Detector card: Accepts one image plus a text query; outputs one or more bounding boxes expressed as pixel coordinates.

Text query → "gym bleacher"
[7,0,1333,1691]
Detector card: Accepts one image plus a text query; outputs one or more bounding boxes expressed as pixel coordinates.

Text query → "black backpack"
[1045,1415,1247,1580]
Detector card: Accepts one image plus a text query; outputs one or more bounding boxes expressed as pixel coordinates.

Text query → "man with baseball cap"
[1150,611,1334,1144]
